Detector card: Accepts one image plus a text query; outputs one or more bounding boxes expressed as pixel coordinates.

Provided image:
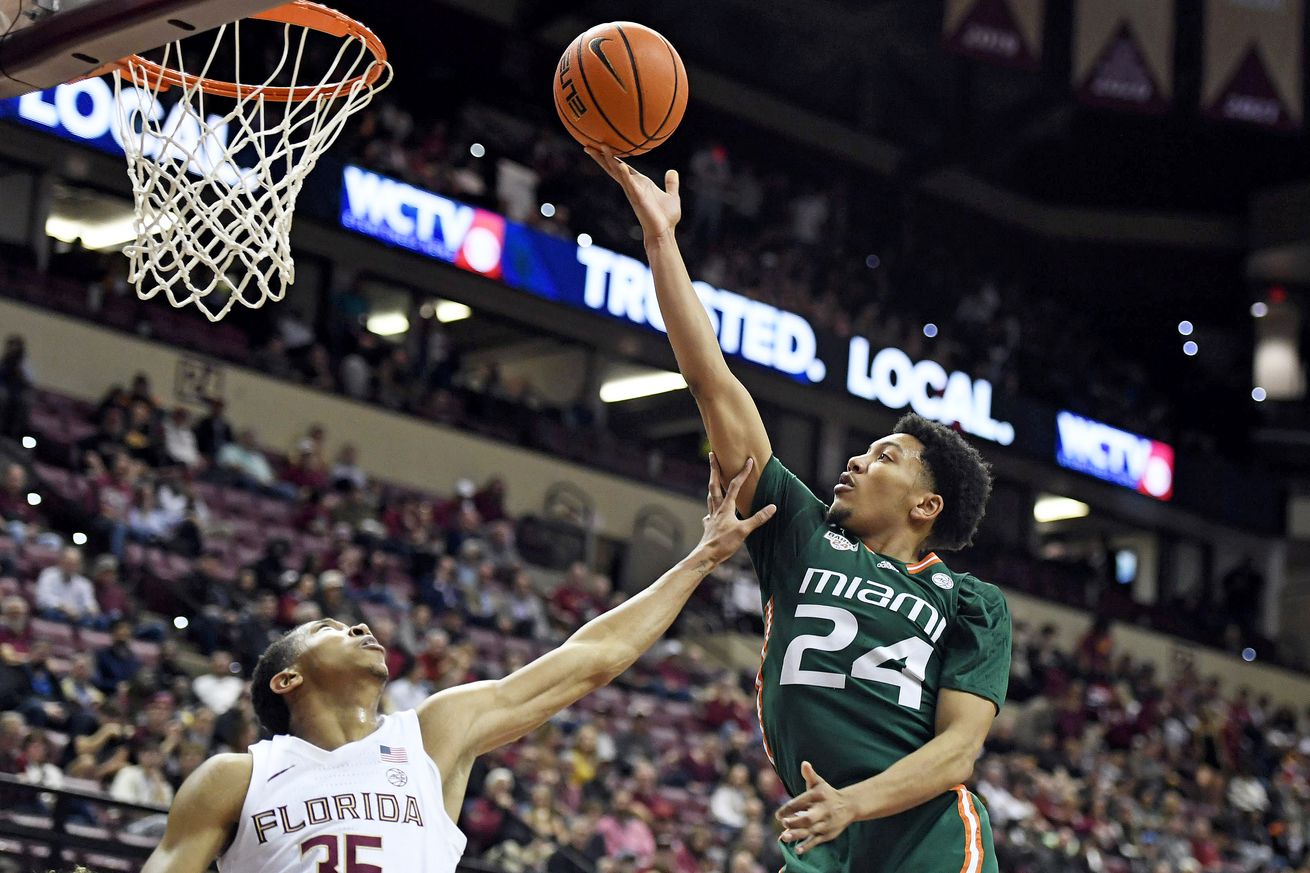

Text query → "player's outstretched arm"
[587,146,770,514]
[420,458,774,759]
[775,689,996,855]
[140,753,251,873]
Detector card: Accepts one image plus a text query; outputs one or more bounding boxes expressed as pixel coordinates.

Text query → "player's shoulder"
[190,752,254,790]
[172,753,253,824]
[951,570,1010,622]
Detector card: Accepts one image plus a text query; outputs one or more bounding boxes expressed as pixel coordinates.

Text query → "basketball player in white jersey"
[140,458,775,873]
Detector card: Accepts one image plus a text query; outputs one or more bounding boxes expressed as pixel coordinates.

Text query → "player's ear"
[911,492,943,525]
[271,667,303,697]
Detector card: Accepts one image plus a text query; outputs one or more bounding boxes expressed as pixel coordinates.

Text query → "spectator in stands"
[302,343,337,392]
[0,711,25,774]
[109,737,174,806]
[0,334,33,439]
[549,562,602,632]
[87,448,138,557]
[192,650,244,715]
[330,443,368,490]
[394,601,434,654]
[0,463,37,544]
[128,372,159,413]
[484,520,521,570]
[0,596,32,665]
[35,546,100,625]
[193,396,233,458]
[339,334,377,399]
[161,406,202,469]
[60,652,104,717]
[17,729,63,812]
[168,740,206,792]
[80,405,128,464]
[65,707,130,783]
[122,397,162,465]
[709,763,755,832]
[594,788,657,865]
[232,592,282,674]
[15,639,67,729]
[217,428,284,495]
[415,627,471,691]
[89,554,129,624]
[499,569,547,639]
[127,482,181,545]
[284,439,331,497]
[251,335,297,381]
[315,570,368,628]
[93,617,141,693]
[180,551,239,654]
[548,813,605,873]
[474,477,509,524]
[383,656,431,713]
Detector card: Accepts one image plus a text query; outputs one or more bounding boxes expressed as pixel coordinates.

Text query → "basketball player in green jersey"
[589,146,1010,873]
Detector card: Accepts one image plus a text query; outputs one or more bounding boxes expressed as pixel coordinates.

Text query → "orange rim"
[108,0,387,101]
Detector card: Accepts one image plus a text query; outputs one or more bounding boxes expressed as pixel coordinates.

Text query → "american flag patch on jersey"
[379,745,408,763]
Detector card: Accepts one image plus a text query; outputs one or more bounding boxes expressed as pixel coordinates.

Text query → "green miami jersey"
[746,457,1011,873]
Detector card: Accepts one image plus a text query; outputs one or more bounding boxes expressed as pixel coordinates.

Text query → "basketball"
[553,21,688,157]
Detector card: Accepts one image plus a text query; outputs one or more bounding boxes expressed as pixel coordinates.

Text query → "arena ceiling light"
[366,311,409,336]
[1033,495,1090,523]
[435,301,472,323]
[599,370,688,403]
[47,212,154,251]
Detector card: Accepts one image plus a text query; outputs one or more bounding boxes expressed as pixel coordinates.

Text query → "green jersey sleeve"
[938,579,1012,714]
[746,456,828,599]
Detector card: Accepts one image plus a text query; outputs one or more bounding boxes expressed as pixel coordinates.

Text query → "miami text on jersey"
[797,567,947,642]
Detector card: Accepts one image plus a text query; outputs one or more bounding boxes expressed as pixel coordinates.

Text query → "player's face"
[296,618,389,681]
[827,434,937,537]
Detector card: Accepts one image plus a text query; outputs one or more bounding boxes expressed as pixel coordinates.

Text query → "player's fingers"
[665,169,679,196]
[776,790,819,820]
[583,147,621,180]
[795,832,830,855]
[708,452,723,499]
[744,504,777,532]
[723,456,754,503]
[781,809,815,829]
[801,760,823,787]
[779,826,810,844]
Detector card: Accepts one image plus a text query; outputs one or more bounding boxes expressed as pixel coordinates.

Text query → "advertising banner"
[1202,0,1303,130]
[1073,0,1174,113]
[338,165,1017,446]
[1056,411,1174,500]
[944,0,1046,70]
[1,80,258,186]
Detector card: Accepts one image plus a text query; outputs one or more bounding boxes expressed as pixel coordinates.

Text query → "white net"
[111,6,391,321]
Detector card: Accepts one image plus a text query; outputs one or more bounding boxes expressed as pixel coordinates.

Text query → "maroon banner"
[943,0,1046,70]
[1202,0,1303,130]
[1073,0,1173,113]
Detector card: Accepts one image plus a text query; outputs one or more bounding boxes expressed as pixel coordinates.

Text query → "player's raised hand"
[777,761,856,856]
[696,454,774,565]
[584,145,681,242]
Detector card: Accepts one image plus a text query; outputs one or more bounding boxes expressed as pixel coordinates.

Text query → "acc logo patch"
[824,531,859,552]
[931,573,954,590]
[386,768,408,787]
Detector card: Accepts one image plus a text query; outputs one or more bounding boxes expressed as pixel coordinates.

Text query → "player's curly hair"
[894,413,993,551]
[251,627,307,737]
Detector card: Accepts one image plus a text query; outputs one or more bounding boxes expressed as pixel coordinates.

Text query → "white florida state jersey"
[219,709,467,873]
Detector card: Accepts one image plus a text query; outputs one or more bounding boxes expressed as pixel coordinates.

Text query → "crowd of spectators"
[0,346,1304,872]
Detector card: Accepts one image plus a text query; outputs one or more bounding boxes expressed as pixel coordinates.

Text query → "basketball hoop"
[101,0,391,321]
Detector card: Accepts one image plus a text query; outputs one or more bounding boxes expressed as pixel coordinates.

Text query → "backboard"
[0,0,283,98]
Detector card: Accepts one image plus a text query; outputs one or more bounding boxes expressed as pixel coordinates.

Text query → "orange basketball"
[553,22,689,157]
